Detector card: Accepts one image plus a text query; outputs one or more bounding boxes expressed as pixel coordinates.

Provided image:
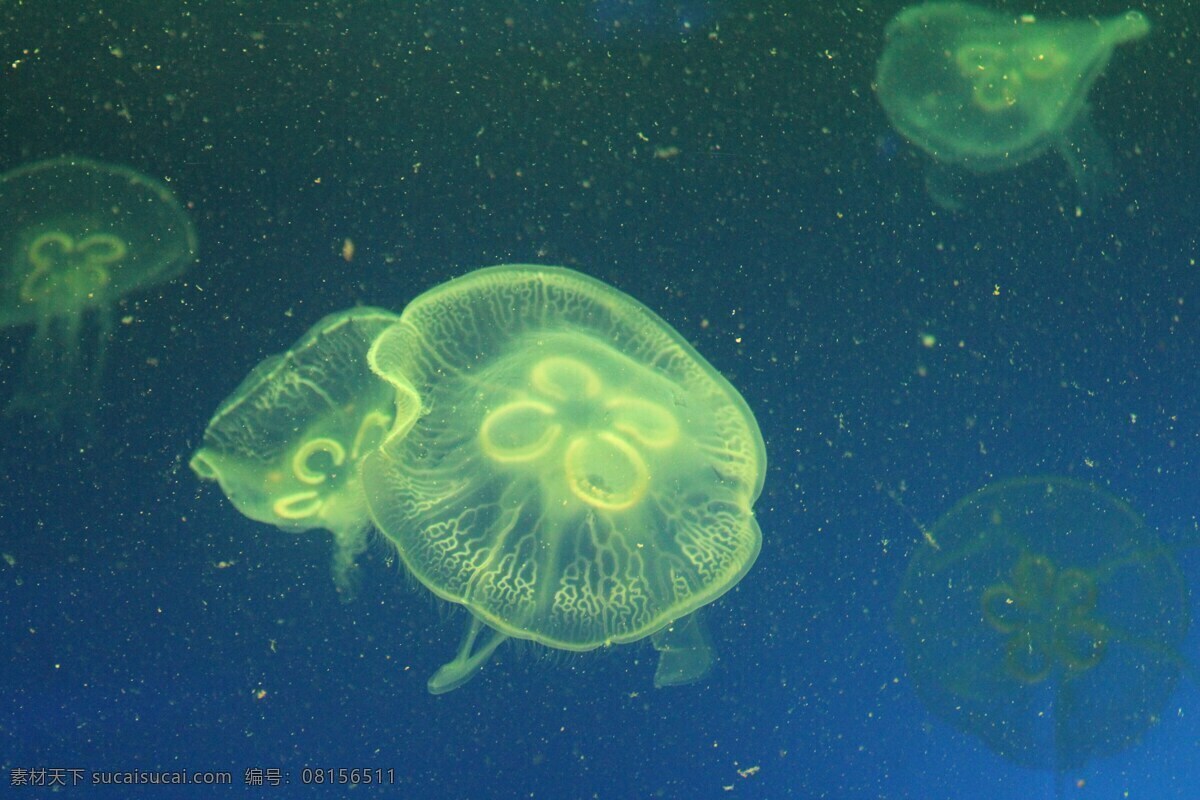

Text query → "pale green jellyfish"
[190,307,398,597]
[362,265,765,693]
[875,3,1150,207]
[0,156,197,420]
[894,477,1189,771]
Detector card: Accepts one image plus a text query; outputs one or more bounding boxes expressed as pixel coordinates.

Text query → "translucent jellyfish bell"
[191,307,399,598]
[895,477,1189,771]
[0,157,197,422]
[875,4,1150,207]
[362,265,766,693]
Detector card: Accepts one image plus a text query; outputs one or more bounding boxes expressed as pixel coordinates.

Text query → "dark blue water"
[1,1,1197,798]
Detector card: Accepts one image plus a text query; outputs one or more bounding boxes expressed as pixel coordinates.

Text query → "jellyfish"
[361,265,766,693]
[190,307,399,598]
[875,3,1150,208]
[894,477,1189,771]
[0,156,197,421]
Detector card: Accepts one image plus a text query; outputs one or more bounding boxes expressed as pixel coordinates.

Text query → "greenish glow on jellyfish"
[0,156,197,422]
[875,3,1150,207]
[190,307,399,598]
[894,477,1189,771]
[362,265,766,693]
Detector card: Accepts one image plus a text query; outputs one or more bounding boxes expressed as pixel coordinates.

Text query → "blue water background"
[1,1,1197,797]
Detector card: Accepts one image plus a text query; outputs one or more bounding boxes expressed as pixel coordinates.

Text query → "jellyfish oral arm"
[651,612,714,688]
[427,615,510,695]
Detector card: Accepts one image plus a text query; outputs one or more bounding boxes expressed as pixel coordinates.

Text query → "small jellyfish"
[362,265,766,693]
[894,477,1189,771]
[190,307,398,598]
[875,3,1150,207]
[0,157,197,422]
